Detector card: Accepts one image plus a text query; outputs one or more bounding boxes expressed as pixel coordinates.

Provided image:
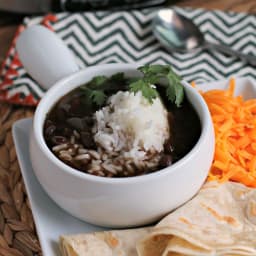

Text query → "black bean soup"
[44,75,201,177]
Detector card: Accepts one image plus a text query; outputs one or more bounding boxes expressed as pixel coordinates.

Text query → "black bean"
[51,136,68,145]
[57,103,72,120]
[44,125,56,139]
[56,108,66,121]
[61,103,71,113]
[164,140,174,154]
[159,154,173,168]
[82,117,94,127]
[70,98,81,113]
[67,117,87,131]
[55,124,63,132]
[45,119,54,129]
[62,127,73,137]
[81,132,96,148]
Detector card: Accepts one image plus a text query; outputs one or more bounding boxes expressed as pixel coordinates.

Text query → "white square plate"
[12,77,255,256]
[13,121,105,256]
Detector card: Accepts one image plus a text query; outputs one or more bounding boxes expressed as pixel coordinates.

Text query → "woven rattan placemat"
[0,104,41,256]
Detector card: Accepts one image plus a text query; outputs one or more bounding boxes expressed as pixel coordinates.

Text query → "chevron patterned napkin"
[0,8,255,106]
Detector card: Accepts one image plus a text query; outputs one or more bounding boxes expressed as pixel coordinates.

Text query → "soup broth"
[44,74,201,178]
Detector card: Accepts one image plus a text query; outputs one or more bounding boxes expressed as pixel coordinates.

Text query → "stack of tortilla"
[60,182,256,256]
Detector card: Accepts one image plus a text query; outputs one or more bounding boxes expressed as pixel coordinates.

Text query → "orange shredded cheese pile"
[200,78,256,188]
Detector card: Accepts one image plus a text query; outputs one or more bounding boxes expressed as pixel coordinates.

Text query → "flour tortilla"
[60,182,256,256]
[60,228,152,256]
[137,181,256,256]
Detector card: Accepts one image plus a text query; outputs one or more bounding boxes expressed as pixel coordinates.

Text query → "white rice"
[93,90,170,163]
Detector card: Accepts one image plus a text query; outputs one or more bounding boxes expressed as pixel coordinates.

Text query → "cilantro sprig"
[129,81,158,104]
[79,64,184,109]
[80,73,127,107]
[129,64,184,107]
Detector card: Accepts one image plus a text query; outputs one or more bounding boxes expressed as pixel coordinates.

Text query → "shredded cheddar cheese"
[199,78,256,187]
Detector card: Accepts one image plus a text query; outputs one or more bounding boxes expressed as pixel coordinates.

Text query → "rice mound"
[93,91,170,162]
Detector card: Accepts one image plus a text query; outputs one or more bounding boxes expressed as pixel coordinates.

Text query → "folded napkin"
[0,8,255,106]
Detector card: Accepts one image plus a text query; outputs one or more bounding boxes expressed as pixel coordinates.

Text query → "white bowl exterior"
[30,64,215,227]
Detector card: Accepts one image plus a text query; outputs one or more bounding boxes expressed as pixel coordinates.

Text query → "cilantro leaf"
[79,74,126,108]
[131,64,184,107]
[139,64,170,76]
[167,69,184,107]
[88,76,107,87]
[80,86,107,107]
[166,80,176,102]
[110,72,125,82]
[79,64,184,109]
[89,90,107,106]
[130,80,158,104]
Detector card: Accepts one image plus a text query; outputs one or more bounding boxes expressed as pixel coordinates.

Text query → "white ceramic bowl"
[29,63,214,227]
[17,26,215,228]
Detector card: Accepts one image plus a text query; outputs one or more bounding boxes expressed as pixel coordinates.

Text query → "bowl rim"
[33,63,213,184]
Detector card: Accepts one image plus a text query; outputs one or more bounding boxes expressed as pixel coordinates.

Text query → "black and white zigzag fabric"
[1,7,255,105]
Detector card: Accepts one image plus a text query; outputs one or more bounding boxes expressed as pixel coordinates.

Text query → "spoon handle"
[204,41,256,66]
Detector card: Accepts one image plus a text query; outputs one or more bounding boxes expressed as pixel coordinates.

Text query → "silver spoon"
[152,9,256,66]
